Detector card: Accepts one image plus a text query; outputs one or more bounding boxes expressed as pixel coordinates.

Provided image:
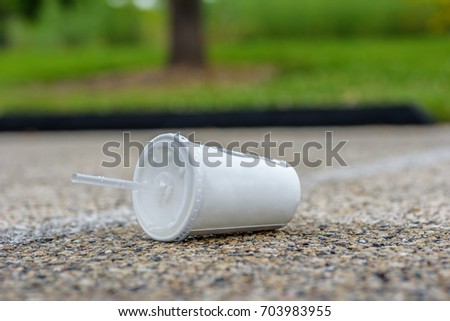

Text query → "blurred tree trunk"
[168,0,205,68]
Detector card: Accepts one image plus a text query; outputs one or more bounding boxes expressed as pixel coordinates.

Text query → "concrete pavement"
[0,126,449,300]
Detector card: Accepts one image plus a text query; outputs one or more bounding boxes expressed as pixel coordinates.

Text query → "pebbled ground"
[0,126,449,300]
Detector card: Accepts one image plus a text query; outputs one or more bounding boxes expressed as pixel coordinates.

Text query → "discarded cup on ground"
[72,133,301,241]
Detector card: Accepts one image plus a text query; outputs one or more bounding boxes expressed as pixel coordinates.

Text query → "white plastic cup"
[72,133,301,241]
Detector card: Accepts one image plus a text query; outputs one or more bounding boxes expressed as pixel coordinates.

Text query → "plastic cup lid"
[132,133,203,241]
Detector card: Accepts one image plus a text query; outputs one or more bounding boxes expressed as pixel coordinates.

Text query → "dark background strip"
[0,105,433,131]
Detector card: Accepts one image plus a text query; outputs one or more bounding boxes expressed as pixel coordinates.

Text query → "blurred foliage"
[425,0,450,33]
[1,0,450,50]
[206,0,450,40]
[0,1,449,121]
[4,0,144,48]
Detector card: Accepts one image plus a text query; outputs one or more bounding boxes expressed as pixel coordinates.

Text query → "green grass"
[206,0,438,39]
[0,36,449,120]
[0,45,164,84]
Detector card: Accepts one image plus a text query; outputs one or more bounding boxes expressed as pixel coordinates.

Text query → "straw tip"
[71,173,79,183]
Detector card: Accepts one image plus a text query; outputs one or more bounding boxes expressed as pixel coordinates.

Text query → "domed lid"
[132,133,203,241]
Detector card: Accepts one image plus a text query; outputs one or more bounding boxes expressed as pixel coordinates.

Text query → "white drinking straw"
[71,173,153,191]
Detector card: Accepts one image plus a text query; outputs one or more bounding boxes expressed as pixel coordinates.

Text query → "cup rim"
[132,133,204,241]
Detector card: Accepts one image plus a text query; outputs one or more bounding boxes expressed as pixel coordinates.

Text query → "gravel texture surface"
[0,126,449,300]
